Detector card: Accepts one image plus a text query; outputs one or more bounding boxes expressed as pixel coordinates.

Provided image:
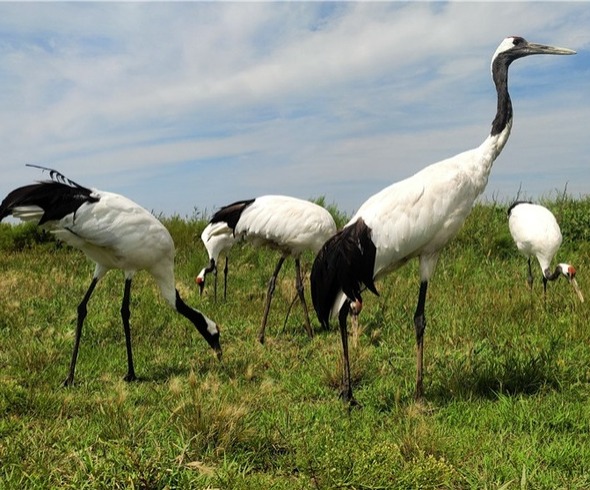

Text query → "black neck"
[490,54,514,136]
[204,258,216,275]
[544,266,563,282]
[175,290,220,350]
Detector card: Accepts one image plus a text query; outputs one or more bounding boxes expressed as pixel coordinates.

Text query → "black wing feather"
[311,218,379,328]
[26,164,88,190]
[507,200,532,217]
[210,198,255,231]
[0,167,97,224]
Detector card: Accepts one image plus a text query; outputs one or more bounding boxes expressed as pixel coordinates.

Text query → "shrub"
[0,222,57,251]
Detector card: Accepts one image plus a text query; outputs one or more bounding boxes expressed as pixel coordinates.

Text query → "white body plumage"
[330,132,510,318]
[235,195,336,256]
[201,194,337,343]
[508,202,562,273]
[17,191,183,306]
[310,36,576,404]
[508,202,583,301]
[0,169,222,385]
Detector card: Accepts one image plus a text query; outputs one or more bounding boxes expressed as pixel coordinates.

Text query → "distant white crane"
[196,221,237,301]
[508,201,583,302]
[0,165,222,386]
[311,37,575,405]
[204,195,337,343]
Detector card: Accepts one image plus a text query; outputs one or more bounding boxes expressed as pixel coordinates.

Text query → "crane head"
[195,269,206,295]
[207,328,222,361]
[492,36,576,69]
[350,299,363,316]
[195,258,218,296]
[558,263,584,303]
[212,334,223,361]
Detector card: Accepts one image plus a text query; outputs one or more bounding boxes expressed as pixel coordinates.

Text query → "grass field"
[1,197,589,489]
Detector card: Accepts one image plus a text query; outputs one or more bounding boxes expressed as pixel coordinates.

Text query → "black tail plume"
[26,164,87,190]
[310,218,378,328]
[0,166,97,224]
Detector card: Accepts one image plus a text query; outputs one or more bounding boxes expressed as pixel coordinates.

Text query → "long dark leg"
[542,275,548,300]
[121,278,137,382]
[213,268,218,302]
[295,258,313,338]
[338,301,357,405]
[414,281,428,401]
[258,256,286,344]
[223,257,229,301]
[64,277,98,387]
[281,294,298,332]
[351,309,360,348]
[527,258,534,290]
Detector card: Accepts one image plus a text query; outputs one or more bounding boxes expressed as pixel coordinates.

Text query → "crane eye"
[512,36,526,46]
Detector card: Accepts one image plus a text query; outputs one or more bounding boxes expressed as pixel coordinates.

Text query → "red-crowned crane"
[508,201,584,302]
[311,37,576,405]
[0,165,222,386]
[202,195,337,343]
[196,221,237,301]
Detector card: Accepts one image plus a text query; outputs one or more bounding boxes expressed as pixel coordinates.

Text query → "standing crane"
[196,221,237,301]
[202,195,337,343]
[508,201,583,302]
[0,165,222,386]
[311,37,575,405]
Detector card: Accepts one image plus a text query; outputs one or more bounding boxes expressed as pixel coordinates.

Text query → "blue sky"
[1,2,589,218]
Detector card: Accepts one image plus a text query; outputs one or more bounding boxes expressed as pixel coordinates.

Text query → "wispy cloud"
[1,2,588,216]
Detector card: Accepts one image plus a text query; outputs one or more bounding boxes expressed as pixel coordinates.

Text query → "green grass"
[1,199,590,489]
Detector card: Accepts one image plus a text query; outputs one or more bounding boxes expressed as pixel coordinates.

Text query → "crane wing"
[0,181,97,225]
[311,218,378,328]
[235,195,336,254]
[211,199,255,231]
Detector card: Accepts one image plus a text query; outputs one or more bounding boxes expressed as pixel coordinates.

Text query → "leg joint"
[414,313,426,341]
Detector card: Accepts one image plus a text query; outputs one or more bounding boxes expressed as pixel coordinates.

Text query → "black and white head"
[195,260,215,296]
[195,268,208,295]
[557,263,584,302]
[195,268,206,295]
[492,36,576,69]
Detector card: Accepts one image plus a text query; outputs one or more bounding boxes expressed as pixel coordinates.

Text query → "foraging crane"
[311,37,575,405]
[196,221,237,301]
[508,201,583,302]
[0,165,222,386]
[204,195,337,343]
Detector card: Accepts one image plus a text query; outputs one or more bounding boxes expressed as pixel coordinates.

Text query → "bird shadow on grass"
[139,364,193,383]
[427,340,564,403]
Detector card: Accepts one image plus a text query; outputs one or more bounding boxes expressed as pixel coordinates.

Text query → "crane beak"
[569,277,584,303]
[527,42,576,56]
